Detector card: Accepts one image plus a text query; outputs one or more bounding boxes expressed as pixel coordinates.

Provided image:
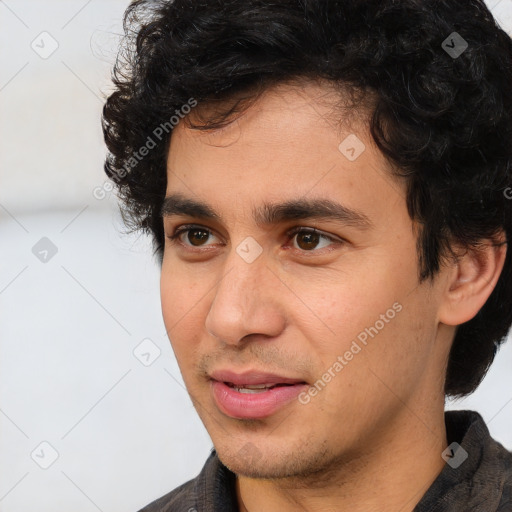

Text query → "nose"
[204,245,287,346]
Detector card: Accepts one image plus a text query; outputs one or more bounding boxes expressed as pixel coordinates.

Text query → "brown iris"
[187,229,210,246]
[295,231,321,250]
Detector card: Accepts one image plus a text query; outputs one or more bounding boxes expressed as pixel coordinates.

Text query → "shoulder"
[135,449,238,512]
[415,410,512,511]
[492,431,512,511]
[136,475,198,512]
[450,410,512,511]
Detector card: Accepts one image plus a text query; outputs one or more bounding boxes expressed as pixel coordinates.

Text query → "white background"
[1,1,511,511]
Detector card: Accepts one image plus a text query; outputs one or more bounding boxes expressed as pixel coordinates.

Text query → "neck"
[235,404,448,512]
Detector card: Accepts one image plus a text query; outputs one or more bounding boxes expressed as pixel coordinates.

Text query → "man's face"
[160,82,452,478]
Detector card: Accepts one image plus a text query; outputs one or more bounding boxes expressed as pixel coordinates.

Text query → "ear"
[438,233,507,326]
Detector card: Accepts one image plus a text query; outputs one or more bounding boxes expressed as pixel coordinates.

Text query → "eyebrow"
[160,192,373,229]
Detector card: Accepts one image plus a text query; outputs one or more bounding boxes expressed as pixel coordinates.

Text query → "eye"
[166,224,221,248]
[166,224,342,253]
[286,227,341,252]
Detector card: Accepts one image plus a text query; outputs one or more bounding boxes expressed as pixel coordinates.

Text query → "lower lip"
[211,380,308,419]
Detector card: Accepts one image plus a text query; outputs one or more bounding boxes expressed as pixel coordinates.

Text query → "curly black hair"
[102,0,512,399]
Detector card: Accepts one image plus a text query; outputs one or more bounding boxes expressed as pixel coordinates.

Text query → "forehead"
[171,80,369,152]
[165,81,403,222]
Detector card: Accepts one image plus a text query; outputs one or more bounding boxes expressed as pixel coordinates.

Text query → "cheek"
[287,267,402,343]
[160,281,207,391]
[160,262,209,351]
[287,257,421,378]
[160,254,210,313]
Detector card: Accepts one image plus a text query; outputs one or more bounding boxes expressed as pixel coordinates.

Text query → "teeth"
[225,382,297,393]
[240,384,273,389]
[229,384,275,393]
[235,387,272,394]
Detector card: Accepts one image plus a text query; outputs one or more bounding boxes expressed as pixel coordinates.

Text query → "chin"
[216,440,330,480]
[220,453,294,479]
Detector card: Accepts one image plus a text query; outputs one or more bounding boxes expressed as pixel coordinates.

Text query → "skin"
[159,80,506,512]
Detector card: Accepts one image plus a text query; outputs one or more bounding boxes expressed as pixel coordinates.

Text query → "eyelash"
[166,224,342,254]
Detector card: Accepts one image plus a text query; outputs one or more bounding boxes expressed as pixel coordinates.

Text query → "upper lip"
[210,369,306,386]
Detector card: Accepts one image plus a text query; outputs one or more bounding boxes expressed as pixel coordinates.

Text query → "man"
[102,0,512,510]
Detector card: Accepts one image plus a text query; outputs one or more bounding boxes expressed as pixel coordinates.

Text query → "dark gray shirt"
[138,410,512,511]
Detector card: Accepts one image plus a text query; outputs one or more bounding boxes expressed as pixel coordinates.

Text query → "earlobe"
[439,234,507,326]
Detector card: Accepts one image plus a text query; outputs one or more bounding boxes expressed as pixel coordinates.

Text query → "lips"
[209,369,308,419]
[210,369,306,387]
[225,382,293,393]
